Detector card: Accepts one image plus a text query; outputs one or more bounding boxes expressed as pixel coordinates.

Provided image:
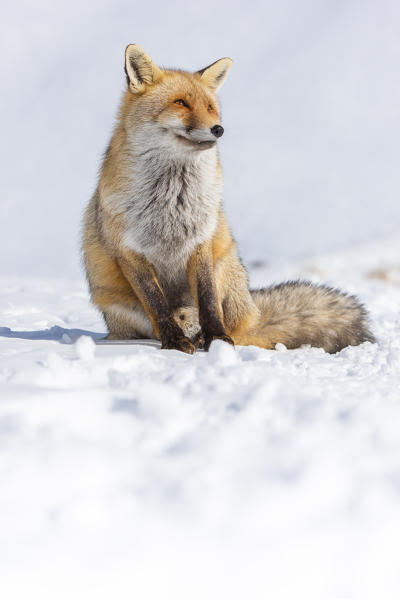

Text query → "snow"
[1,240,400,598]
[74,335,96,361]
[2,1,400,595]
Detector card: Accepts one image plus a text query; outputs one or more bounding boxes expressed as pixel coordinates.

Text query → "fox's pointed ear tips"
[216,57,233,68]
[125,43,143,57]
[224,58,233,72]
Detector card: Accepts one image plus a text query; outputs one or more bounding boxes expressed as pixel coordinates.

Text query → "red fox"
[82,44,374,354]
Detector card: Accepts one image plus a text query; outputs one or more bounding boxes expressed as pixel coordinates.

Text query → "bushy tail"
[242,281,375,353]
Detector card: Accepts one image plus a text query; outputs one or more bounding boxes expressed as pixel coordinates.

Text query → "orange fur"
[82,45,374,354]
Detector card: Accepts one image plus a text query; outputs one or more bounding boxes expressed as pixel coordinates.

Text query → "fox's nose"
[211,125,224,138]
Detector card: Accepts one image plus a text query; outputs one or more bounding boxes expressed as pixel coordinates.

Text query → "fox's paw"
[191,330,205,350]
[159,318,196,354]
[161,335,196,354]
[204,333,235,352]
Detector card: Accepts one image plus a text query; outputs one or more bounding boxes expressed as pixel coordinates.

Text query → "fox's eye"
[208,103,214,112]
[174,99,189,108]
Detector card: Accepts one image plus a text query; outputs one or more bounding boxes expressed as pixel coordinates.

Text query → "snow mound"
[75,335,96,361]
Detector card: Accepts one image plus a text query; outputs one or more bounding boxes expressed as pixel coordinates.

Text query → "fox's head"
[122,44,232,155]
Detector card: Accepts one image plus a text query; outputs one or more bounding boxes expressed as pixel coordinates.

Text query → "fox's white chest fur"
[120,148,221,277]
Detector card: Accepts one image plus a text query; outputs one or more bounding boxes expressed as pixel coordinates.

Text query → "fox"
[82,44,375,354]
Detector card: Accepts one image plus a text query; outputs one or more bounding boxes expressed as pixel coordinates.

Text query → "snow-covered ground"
[1,239,400,598]
[2,1,400,596]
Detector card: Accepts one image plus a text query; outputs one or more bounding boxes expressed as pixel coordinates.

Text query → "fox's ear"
[124,44,163,93]
[195,57,233,91]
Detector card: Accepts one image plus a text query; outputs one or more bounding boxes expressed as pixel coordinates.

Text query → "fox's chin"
[174,134,217,151]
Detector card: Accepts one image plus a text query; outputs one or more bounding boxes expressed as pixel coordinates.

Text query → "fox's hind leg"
[102,304,154,340]
[172,306,202,343]
[212,244,260,342]
[83,227,155,340]
[90,266,155,340]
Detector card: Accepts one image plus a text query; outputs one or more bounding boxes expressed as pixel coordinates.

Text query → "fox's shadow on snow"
[0,325,105,344]
[0,326,162,347]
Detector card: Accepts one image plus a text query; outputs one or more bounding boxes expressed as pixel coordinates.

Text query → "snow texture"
[1,240,400,598]
[2,1,400,596]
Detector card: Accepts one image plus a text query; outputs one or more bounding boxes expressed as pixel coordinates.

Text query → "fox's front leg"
[187,242,234,351]
[119,251,195,354]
